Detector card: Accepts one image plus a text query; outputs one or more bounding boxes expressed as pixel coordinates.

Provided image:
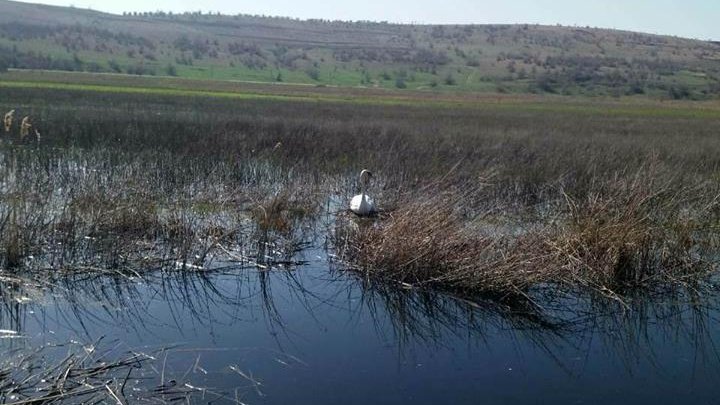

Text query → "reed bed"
[0,141,321,272]
[335,165,720,300]
[0,86,719,299]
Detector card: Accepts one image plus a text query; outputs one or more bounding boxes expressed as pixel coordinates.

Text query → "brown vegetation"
[336,164,720,300]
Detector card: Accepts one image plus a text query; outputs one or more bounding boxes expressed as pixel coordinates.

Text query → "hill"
[0,0,719,99]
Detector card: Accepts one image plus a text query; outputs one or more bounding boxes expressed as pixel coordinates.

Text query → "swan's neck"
[359,174,368,197]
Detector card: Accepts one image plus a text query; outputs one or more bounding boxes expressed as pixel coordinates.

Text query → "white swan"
[350,169,376,216]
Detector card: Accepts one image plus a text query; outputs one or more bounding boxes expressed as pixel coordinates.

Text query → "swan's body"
[350,193,375,216]
[350,169,376,216]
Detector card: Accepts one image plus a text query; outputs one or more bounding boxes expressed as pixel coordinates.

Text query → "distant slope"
[0,0,719,98]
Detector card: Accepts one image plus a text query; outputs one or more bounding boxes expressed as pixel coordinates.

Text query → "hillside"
[0,0,719,98]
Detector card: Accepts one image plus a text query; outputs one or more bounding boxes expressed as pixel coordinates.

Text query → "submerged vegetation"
[0,85,719,305]
[0,269,308,404]
[2,250,719,404]
[0,341,206,403]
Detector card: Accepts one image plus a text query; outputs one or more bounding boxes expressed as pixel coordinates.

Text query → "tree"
[444,73,456,86]
[305,67,320,81]
[165,63,177,76]
[668,85,691,100]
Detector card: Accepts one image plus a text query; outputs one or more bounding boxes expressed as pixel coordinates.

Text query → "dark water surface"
[2,243,720,404]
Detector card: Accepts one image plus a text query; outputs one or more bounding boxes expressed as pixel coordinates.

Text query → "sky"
[15,0,720,40]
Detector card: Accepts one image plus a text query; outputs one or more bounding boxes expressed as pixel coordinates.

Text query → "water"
[2,243,720,404]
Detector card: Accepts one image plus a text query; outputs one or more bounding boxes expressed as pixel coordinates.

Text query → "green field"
[2,69,720,119]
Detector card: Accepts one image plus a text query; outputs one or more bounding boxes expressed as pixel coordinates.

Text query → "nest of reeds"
[335,187,558,296]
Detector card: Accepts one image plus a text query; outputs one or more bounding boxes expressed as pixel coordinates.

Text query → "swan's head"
[360,169,372,184]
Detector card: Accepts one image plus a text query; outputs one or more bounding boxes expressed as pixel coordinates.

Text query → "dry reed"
[336,186,556,296]
[0,341,210,404]
[19,116,31,138]
[336,168,719,299]
[3,110,13,132]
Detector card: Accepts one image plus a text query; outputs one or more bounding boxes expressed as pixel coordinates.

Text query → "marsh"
[0,85,720,403]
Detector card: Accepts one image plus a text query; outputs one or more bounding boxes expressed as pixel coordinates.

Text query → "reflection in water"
[1,261,720,403]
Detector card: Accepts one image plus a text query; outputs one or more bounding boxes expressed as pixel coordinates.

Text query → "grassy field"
[0,78,719,304]
[3,69,720,117]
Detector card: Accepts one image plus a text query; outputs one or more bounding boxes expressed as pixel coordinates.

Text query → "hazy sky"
[16,0,720,40]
